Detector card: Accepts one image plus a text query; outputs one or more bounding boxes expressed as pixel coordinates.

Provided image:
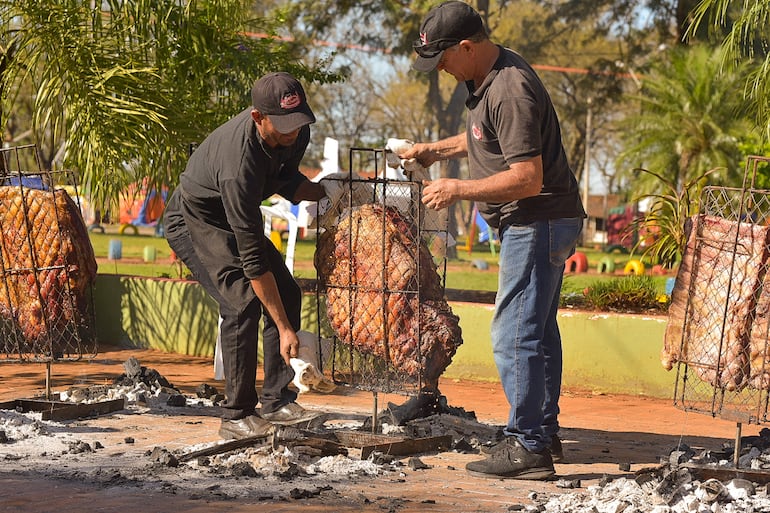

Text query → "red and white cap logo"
[280,92,301,111]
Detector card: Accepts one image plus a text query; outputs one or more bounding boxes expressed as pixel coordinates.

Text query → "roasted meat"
[0,186,97,352]
[663,214,769,390]
[315,203,462,383]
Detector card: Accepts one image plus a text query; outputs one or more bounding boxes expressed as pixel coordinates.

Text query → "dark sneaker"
[261,402,320,426]
[466,437,555,480]
[482,435,564,463]
[218,415,275,440]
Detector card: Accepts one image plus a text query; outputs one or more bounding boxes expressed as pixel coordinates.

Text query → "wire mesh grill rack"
[0,145,97,364]
[669,156,770,425]
[313,147,462,396]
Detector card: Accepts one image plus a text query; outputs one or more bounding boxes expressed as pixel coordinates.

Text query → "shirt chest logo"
[471,123,483,141]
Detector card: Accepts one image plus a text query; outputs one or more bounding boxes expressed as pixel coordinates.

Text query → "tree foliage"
[0,0,339,209]
[689,0,770,139]
[617,45,753,196]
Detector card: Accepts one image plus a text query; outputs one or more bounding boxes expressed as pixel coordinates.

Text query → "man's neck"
[472,41,500,88]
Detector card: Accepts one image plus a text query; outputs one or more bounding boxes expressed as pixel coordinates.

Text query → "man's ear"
[251,109,263,124]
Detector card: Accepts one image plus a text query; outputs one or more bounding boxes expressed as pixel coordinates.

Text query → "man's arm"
[292,180,326,202]
[421,155,543,210]
[249,272,300,365]
[400,133,468,168]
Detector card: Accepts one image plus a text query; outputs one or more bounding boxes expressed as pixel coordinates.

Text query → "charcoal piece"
[165,394,186,407]
[407,456,430,470]
[149,447,179,467]
[196,383,219,398]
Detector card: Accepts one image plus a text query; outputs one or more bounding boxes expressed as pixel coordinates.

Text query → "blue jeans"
[491,217,583,452]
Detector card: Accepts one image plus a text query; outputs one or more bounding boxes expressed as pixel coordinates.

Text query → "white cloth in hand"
[290,331,336,394]
[385,138,427,180]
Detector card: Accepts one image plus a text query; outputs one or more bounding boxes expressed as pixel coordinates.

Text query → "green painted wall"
[93,275,675,398]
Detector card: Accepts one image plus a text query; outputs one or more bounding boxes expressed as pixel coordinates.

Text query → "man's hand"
[422,178,461,210]
[400,142,441,169]
[279,328,300,366]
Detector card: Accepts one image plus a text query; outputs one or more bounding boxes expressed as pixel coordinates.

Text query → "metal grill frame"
[315,147,453,396]
[673,156,770,425]
[0,144,97,365]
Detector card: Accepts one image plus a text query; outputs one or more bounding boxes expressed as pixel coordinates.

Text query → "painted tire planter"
[119,223,139,235]
[597,256,616,273]
[565,251,588,273]
[623,259,645,275]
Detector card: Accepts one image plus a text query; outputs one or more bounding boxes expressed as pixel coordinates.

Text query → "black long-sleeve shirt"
[169,107,309,279]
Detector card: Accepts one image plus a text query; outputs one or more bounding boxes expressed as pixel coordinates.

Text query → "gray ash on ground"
[4,356,770,511]
[60,356,201,408]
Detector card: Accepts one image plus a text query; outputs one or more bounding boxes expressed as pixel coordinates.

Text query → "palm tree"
[617,44,753,197]
[0,1,339,210]
[616,44,756,267]
[689,0,770,140]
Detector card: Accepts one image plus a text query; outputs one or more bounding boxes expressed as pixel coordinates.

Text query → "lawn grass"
[89,226,672,295]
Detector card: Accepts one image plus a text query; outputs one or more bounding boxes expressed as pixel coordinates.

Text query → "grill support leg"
[372,391,378,433]
[45,361,52,400]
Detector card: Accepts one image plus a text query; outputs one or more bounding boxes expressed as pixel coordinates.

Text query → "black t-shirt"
[465,46,585,229]
[170,107,309,279]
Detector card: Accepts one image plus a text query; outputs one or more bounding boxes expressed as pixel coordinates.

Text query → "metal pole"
[45,361,52,399]
[734,422,742,468]
[372,391,378,434]
[582,98,592,245]
[582,98,592,210]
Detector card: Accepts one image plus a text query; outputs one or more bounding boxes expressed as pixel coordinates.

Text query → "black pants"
[165,202,299,419]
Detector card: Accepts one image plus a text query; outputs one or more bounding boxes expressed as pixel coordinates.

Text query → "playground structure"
[117,180,168,234]
[461,204,498,256]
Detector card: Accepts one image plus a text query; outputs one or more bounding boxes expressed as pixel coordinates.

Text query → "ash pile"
[59,356,202,408]
[6,357,770,510]
[540,437,770,513]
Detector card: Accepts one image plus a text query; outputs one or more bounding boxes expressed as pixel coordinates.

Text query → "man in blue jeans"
[402,1,585,479]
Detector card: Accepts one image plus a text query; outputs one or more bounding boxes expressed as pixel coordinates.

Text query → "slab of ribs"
[0,185,97,352]
[315,203,463,385]
[663,214,770,390]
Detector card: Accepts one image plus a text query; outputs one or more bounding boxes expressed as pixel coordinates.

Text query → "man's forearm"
[250,272,293,333]
[431,133,468,160]
[293,180,326,202]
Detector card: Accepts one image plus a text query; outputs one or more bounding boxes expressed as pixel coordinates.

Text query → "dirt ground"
[0,344,762,513]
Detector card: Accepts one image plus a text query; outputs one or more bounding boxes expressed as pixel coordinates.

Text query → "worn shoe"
[218,415,275,440]
[261,402,321,426]
[466,437,555,480]
[482,435,564,463]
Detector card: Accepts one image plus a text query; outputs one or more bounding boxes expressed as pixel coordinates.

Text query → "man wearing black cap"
[402,2,585,480]
[164,72,327,439]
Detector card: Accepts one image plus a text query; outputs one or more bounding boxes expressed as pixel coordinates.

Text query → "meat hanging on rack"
[662,214,770,391]
[0,186,97,350]
[315,203,463,384]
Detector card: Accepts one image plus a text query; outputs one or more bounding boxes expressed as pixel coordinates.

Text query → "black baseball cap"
[412,1,483,72]
[251,72,316,133]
